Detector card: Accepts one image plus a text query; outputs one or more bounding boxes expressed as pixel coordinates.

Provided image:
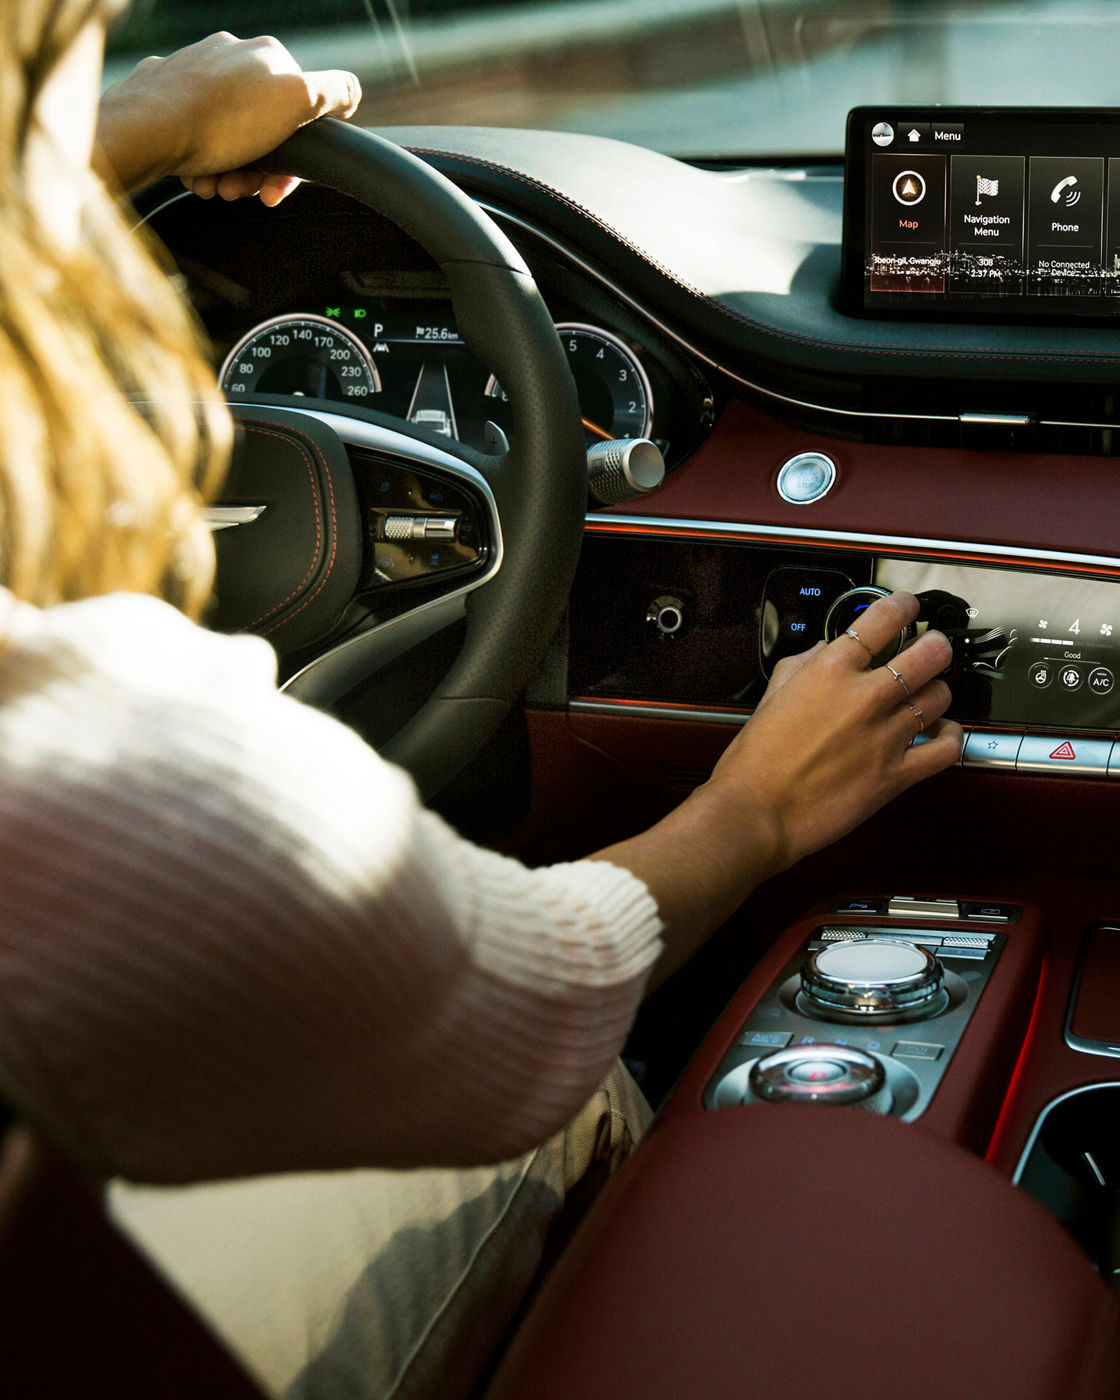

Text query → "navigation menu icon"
[947,155,1025,294]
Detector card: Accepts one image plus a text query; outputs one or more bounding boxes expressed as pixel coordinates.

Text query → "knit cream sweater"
[0,593,662,1183]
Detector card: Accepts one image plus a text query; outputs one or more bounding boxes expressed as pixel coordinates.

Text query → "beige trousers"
[108,1062,650,1400]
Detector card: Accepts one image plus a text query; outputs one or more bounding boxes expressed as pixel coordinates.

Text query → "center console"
[485,885,1120,1400]
[704,900,1013,1121]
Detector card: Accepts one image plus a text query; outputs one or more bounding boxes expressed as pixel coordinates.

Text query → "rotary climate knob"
[800,938,946,1021]
[823,586,915,666]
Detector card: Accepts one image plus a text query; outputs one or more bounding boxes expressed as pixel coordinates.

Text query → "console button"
[738,1030,793,1050]
[938,945,986,961]
[963,731,1022,769]
[760,566,853,676]
[1016,735,1111,776]
[961,901,1017,922]
[833,898,887,916]
[892,1041,944,1061]
[887,896,960,919]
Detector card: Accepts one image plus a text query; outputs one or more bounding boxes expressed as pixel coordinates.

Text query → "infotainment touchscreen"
[842,107,1120,318]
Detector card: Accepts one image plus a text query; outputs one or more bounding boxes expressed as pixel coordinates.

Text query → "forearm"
[592,776,785,991]
[93,91,177,191]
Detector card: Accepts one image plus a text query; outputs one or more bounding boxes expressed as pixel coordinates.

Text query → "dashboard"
[147,122,1120,765]
[139,119,1120,1398]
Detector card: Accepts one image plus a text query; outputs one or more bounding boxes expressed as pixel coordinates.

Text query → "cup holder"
[1017,1085,1120,1278]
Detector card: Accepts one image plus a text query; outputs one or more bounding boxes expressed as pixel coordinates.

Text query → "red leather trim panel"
[487,1109,1120,1400]
[601,399,1120,563]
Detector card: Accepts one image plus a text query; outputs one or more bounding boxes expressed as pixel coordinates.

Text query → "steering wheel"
[230,117,587,799]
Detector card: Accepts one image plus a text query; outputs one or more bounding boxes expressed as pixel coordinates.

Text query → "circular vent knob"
[749,1044,887,1106]
[800,939,945,1020]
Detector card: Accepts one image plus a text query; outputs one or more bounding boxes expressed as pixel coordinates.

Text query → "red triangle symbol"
[1050,741,1077,760]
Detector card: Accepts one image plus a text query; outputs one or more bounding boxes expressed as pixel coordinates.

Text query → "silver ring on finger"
[885,662,911,700]
[906,702,924,734]
[843,627,875,661]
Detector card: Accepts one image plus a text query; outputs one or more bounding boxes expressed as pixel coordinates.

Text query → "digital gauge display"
[220,314,381,403]
[218,305,655,453]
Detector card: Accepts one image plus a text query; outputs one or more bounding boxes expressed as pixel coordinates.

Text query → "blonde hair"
[0,0,231,618]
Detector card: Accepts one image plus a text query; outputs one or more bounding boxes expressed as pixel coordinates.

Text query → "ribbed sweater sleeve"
[0,593,662,1183]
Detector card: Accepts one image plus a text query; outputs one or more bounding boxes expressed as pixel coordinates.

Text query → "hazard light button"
[1016,735,1112,776]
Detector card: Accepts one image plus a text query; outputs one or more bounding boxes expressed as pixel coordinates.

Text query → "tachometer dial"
[220,314,381,405]
[484,323,652,445]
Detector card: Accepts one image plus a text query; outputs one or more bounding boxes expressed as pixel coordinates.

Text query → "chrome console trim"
[569,699,747,726]
[586,512,1120,573]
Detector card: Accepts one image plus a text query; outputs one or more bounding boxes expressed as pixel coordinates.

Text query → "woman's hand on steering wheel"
[95,32,361,203]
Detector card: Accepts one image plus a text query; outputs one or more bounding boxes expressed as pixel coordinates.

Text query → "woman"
[0,7,962,1397]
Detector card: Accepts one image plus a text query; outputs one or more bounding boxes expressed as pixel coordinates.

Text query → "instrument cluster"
[219,298,658,455]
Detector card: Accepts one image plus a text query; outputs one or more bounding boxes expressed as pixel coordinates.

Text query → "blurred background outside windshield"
[106,2,1120,160]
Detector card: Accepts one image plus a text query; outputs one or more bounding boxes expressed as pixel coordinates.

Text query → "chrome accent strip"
[1013,1082,1120,1184]
[1063,926,1120,1059]
[587,512,1120,573]
[569,699,747,726]
[228,404,504,708]
[204,505,267,531]
[959,413,1033,426]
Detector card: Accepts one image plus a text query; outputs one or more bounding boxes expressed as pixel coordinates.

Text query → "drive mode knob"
[800,938,945,1020]
[749,1045,887,1106]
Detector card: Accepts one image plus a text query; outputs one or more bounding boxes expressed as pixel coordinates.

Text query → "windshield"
[106,2,1120,161]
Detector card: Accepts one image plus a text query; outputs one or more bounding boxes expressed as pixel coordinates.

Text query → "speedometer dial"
[484,323,653,445]
[220,314,381,405]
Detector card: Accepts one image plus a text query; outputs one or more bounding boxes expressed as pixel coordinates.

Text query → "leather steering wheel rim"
[263,118,587,799]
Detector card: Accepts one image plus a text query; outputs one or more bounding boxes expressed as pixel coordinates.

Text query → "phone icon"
[1050,175,1081,207]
